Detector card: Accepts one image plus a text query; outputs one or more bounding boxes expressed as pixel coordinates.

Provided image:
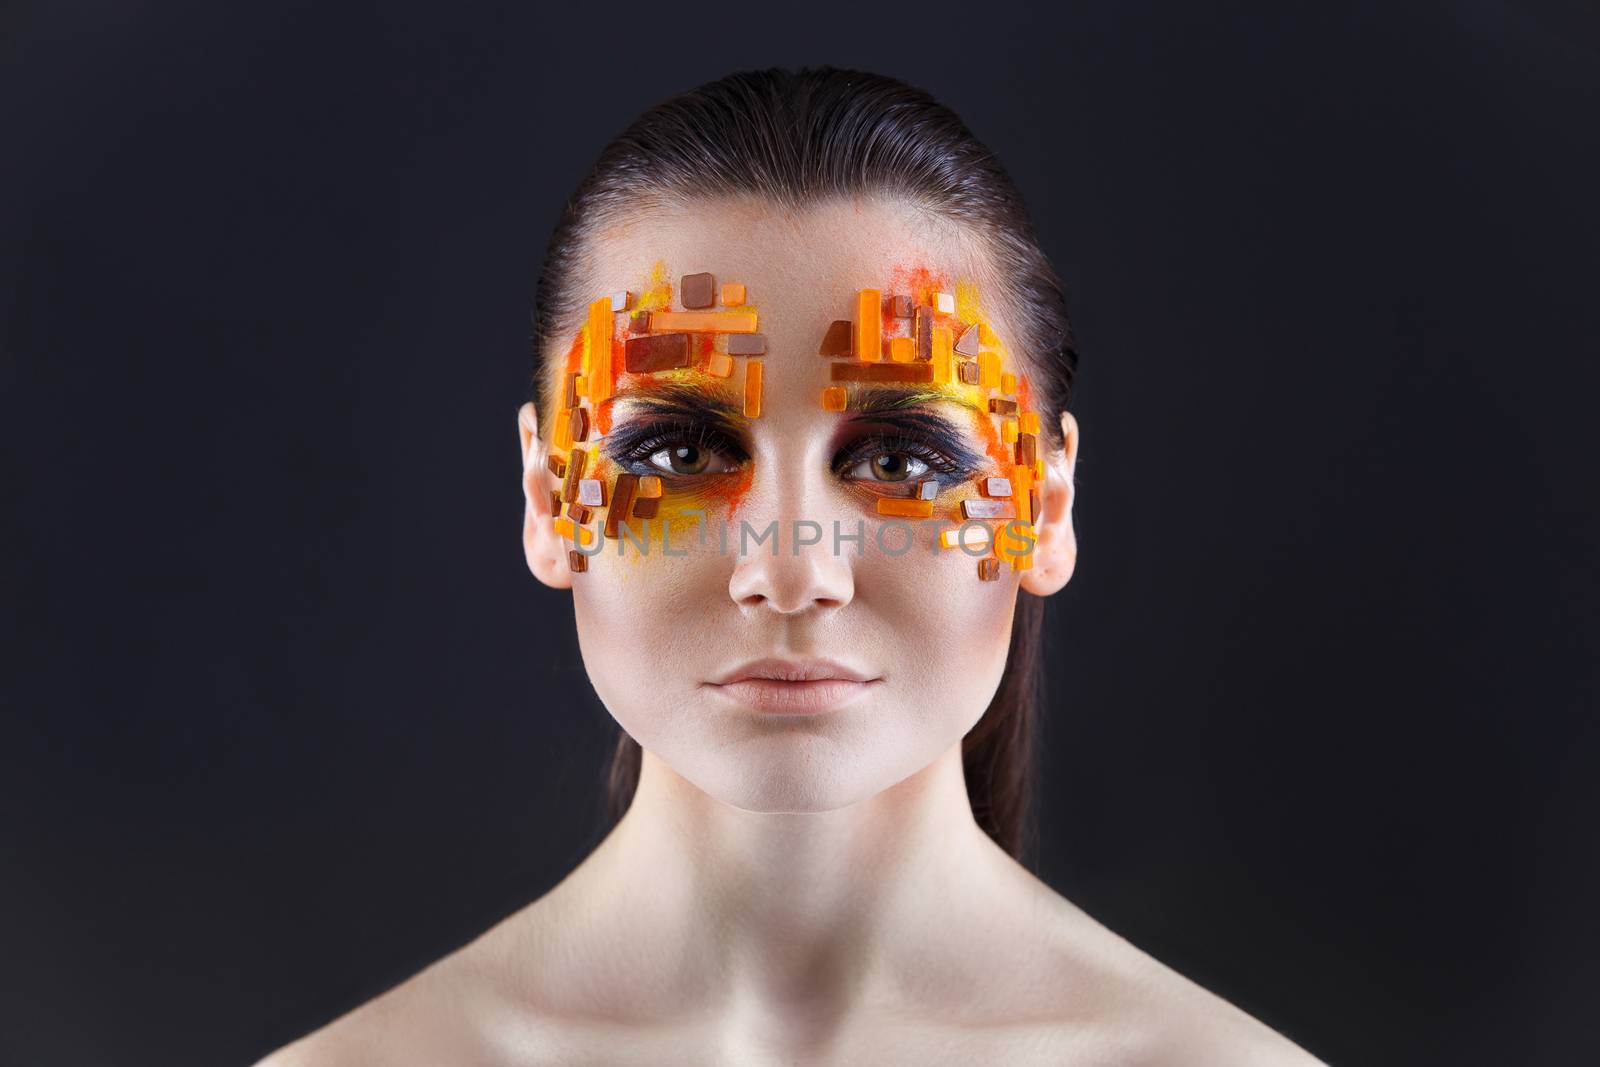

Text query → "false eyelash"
[601,417,749,472]
[831,426,981,480]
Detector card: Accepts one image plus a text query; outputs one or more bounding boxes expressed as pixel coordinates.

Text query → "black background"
[4,2,1596,1065]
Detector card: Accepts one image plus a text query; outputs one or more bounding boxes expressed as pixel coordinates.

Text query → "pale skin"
[256,197,1325,1066]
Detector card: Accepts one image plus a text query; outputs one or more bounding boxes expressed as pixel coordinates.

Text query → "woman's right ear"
[519,402,575,590]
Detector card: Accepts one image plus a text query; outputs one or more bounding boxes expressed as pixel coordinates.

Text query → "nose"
[726,488,856,616]
[728,535,856,614]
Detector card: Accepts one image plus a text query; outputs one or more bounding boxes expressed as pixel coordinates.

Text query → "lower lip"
[707,678,877,715]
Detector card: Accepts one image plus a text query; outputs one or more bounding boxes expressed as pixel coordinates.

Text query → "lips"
[710,657,877,685]
[705,657,881,714]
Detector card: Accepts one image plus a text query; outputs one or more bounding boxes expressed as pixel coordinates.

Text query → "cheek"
[567,517,733,731]
[563,458,753,717]
[585,450,756,552]
[855,537,1019,727]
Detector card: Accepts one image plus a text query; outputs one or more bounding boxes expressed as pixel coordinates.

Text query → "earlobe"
[519,402,575,591]
[1018,410,1079,597]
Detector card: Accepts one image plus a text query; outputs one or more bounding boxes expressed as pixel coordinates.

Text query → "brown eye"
[845,452,930,483]
[609,418,746,480]
[647,443,724,476]
[871,454,913,481]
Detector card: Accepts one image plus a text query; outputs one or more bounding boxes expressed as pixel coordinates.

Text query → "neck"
[537,738,1028,1036]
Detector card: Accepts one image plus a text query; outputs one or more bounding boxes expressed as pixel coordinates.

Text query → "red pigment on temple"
[887,263,947,308]
[563,329,584,374]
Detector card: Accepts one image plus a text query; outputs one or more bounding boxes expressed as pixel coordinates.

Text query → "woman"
[260,67,1323,1066]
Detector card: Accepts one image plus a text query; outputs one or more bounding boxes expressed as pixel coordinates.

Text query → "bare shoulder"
[1019,884,1328,1067]
[248,949,476,1067]
[248,917,572,1067]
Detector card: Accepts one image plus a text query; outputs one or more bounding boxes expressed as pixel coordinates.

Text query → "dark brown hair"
[530,66,1079,864]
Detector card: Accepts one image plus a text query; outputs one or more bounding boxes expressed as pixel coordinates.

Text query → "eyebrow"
[840,387,986,444]
[604,380,746,429]
[845,385,988,416]
[601,382,983,427]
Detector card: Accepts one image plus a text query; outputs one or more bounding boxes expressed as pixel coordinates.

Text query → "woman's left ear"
[1018,411,1079,596]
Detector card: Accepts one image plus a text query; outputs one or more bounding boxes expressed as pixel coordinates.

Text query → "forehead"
[582,194,1004,337]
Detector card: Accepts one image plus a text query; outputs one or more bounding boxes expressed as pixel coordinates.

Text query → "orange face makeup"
[811,264,1042,577]
[545,262,1042,579]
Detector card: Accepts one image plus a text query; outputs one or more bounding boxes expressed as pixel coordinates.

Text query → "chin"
[643,713,952,815]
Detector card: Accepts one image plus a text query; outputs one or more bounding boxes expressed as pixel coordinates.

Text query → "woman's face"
[521,196,1077,813]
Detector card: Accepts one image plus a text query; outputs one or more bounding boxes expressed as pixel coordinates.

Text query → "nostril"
[727,545,856,613]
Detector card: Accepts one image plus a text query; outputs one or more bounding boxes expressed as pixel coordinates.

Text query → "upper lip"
[708,657,879,685]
